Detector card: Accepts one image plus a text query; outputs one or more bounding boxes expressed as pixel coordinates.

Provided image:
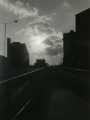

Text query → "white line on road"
[12,98,32,120]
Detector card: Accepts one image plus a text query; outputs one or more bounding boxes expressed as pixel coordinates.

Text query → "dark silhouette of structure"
[0,38,30,79]
[34,59,48,68]
[63,30,76,66]
[63,8,90,69]
[76,8,89,41]
[75,8,90,69]
[7,38,29,68]
[0,55,7,64]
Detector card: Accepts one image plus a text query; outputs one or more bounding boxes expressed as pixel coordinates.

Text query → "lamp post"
[3,20,18,57]
[57,32,60,65]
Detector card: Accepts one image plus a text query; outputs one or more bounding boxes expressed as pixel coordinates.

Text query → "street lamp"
[3,19,18,57]
[57,32,61,65]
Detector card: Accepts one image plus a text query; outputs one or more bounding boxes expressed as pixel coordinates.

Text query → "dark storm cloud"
[44,35,63,46]
[44,39,54,46]
[46,46,63,56]
[44,35,63,56]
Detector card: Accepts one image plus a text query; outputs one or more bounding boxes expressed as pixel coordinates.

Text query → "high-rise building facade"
[76,8,89,42]
[63,8,90,69]
[76,8,90,69]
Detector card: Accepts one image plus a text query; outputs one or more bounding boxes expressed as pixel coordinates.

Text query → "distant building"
[8,40,29,67]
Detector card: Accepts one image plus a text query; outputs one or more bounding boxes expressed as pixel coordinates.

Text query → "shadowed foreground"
[16,67,88,120]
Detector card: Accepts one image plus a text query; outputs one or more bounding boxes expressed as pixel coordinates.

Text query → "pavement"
[13,66,89,120]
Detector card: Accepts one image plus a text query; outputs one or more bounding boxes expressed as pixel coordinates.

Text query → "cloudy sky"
[0,0,89,65]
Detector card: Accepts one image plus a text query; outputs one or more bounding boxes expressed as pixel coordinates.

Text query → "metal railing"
[0,67,44,84]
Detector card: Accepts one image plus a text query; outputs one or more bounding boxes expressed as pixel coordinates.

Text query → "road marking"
[12,98,32,120]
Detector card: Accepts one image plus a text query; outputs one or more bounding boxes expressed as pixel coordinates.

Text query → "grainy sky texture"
[0,0,89,65]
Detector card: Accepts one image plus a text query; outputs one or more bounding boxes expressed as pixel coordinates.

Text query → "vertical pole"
[4,23,7,57]
[57,32,60,65]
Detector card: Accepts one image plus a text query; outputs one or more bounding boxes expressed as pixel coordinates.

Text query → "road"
[12,66,89,120]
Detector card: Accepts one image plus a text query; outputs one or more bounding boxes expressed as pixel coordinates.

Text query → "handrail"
[0,67,44,85]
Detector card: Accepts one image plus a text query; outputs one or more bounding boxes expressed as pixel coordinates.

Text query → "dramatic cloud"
[0,0,53,26]
[0,0,38,18]
[0,0,63,65]
[44,35,63,56]
[13,21,63,65]
[9,0,61,12]
[45,47,63,56]
[14,22,63,52]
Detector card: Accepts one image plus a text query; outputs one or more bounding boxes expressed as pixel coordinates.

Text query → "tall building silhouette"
[7,40,29,67]
[63,8,90,69]
[76,8,89,41]
[75,8,90,69]
[63,30,76,66]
